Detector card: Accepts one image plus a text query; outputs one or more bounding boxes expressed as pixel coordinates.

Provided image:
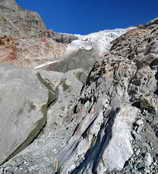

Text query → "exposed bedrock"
[1,1,158,174]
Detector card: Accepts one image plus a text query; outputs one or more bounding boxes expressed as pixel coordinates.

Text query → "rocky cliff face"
[0,0,78,67]
[0,1,158,174]
[0,0,46,37]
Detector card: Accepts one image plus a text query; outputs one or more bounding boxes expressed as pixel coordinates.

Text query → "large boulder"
[0,64,48,165]
[0,68,87,174]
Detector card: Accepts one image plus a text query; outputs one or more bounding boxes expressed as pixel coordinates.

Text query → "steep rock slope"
[1,1,158,174]
[0,0,46,37]
[0,0,126,70]
[0,36,67,67]
[51,19,158,173]
[2,19,158,174]
[0,27,126,173]
[0,1,127,174]
[0,0,78,67]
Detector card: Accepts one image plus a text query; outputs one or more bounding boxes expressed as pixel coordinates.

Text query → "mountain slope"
[0,1,158,174]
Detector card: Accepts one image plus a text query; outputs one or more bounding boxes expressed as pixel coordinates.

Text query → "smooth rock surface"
[102,106,138,170]
[0,64,48,165]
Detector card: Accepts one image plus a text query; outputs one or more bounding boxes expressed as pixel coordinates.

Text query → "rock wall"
[0,1,158,174]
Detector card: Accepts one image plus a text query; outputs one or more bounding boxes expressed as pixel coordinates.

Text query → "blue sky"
[16,0,158,34]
